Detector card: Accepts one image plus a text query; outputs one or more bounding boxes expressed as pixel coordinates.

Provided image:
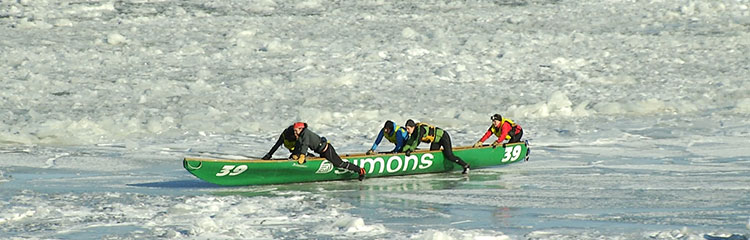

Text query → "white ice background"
[1,0,750,239]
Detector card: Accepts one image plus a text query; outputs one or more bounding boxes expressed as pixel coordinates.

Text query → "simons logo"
[315,153,435,174]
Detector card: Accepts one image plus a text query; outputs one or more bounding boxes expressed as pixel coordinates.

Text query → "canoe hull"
[184,141,529,186]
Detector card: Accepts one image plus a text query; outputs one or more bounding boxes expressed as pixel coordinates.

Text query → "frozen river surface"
[2,0,750,239]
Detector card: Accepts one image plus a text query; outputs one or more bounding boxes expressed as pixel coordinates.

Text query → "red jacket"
[479,121,522,143]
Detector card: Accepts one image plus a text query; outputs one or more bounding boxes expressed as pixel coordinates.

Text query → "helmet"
[383,120,394,132]
[293,122,306,129]
[405,119,416,128]
[491,114,502,121]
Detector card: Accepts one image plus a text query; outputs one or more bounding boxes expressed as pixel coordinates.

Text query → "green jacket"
[403,123,444,152]
[293,128,327,155]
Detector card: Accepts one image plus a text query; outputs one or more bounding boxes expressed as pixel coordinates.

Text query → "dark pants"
[429,132,469,168]
[320,144,361,172]
[508,128,523,143]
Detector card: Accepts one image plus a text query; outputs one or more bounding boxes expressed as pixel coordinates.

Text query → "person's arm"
[370,128,385,151]
[478,126,493,143]
[295,134,310,156]
[291,130,307,156]
[263,134,284,159]
[391,130,406,153]
[402,134,415,153]
[403,128,422,153]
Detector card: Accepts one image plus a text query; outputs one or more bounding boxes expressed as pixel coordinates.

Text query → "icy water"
[2,0,750,239]
[2,116,749,239]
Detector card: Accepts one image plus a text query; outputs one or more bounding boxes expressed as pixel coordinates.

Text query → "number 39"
[216,165,248,176]
[501,145,522,162]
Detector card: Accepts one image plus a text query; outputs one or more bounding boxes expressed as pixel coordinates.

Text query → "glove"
[491,141,501,149]
[473,141,483,148]
[262,153,272,160]
[296,154,306,164]
[405,150,412,156]
[366,149,375,155]
[291,154,299,160]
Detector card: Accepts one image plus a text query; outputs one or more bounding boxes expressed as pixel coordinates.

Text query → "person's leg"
[429,141,441,151]
[322,144,361,173]
[439,132,469,169]
[324,145,366,180]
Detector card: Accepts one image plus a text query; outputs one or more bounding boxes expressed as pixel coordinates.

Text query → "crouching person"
[402,119,470,174]
[291,122,366,181]
[473,113,524,148]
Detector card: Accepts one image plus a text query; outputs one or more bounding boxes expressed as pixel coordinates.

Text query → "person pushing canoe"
[290,122,366,181]
[473,114,524,148]
[402,119,470,174]
[366,120,409,155]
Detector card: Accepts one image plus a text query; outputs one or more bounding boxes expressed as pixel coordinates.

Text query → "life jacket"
[282,127,297,150]
[416,122,438,143]
[283,139,296,151]
[384,124,406,143]
[491,118,519,140]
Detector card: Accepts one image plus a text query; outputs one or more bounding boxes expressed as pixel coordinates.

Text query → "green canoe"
[183,141,530,186]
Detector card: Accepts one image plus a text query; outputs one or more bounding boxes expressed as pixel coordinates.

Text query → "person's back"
[293,127,325,156]
[403,121,444,151]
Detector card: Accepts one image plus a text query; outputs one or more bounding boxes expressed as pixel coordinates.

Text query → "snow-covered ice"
[1,0,749,239]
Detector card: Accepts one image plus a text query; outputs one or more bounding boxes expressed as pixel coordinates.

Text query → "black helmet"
[491,114,502,121]
[383,120,394,132]
[405,119,416,128]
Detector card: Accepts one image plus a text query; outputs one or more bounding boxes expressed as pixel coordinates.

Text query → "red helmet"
[293,122,306,129]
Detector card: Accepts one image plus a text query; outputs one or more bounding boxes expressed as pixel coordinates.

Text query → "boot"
[462,164,470,174]
[358,168,366,181]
